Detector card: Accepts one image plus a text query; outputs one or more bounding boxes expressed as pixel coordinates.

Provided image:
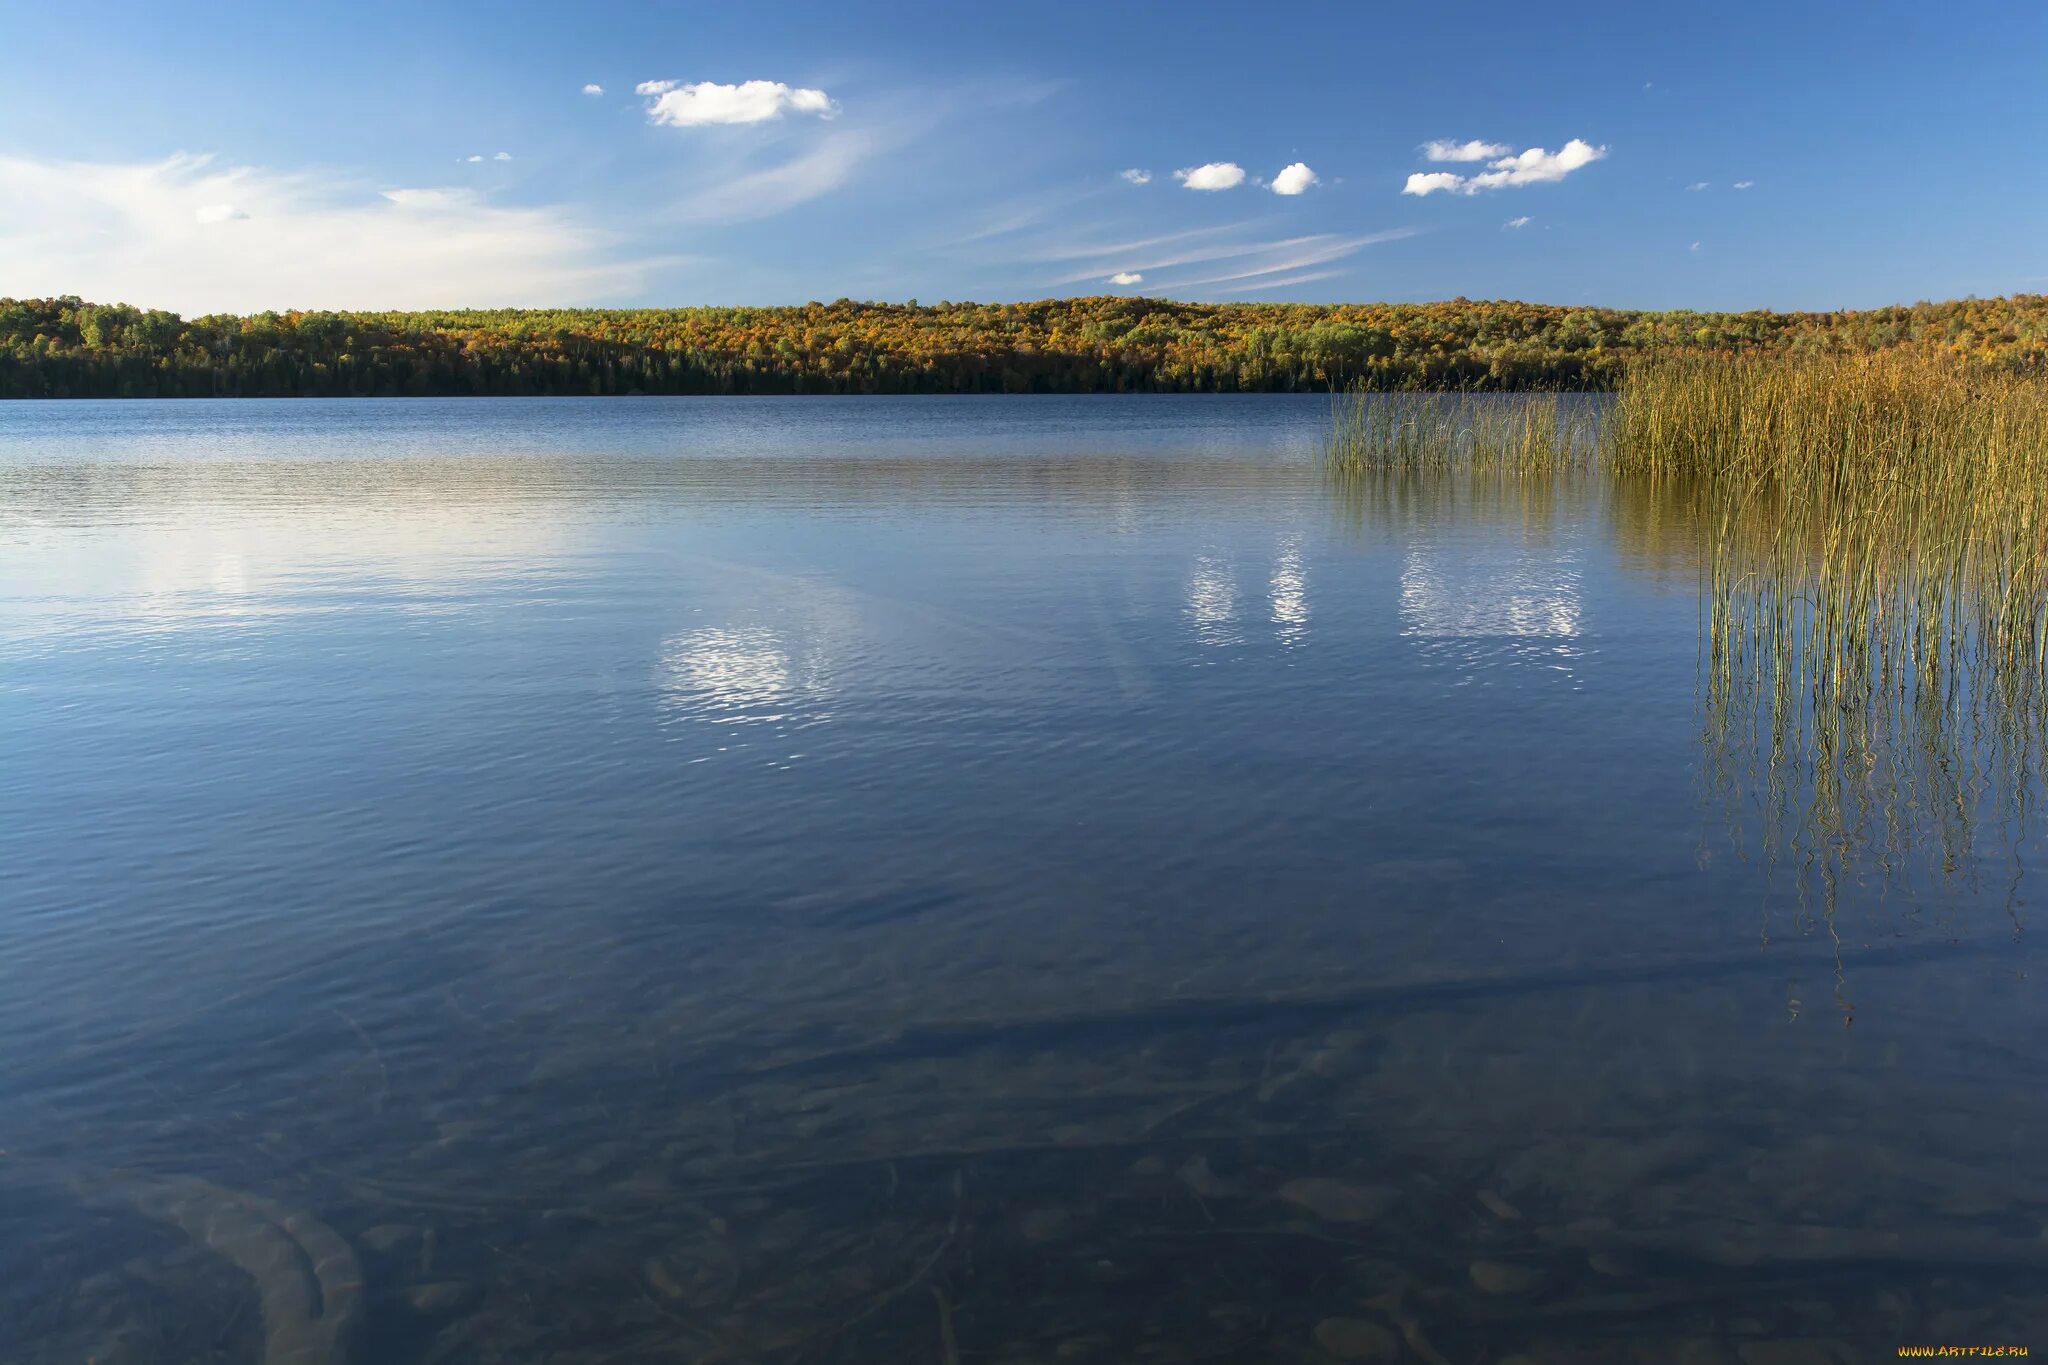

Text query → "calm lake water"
[0,396,2040,1363]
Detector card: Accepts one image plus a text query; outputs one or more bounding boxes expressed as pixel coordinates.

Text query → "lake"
[1,396,2040,1363]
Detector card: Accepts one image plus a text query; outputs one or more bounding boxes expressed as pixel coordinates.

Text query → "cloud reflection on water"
[658,626,806,724]
[1269,535,1308,647]
[1186,552,1241,649]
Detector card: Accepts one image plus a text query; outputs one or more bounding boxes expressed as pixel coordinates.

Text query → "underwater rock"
[1312,1316,1400,1360]
[356,1224,418,1255]
[1278,1177,1398,1223]
[403,1281,479,1317]
[1587,1250,1639,1277]
[1469,1259,1545,1295]
[1084,1258,1131,1285]
[1476,1190,1523,1221]
[71,1271,126,1322]
[642,1256,687,1300]
[1019,1208,1074,1243]
[1177,1155,1229,1199]
[1348,1258,1408,1297]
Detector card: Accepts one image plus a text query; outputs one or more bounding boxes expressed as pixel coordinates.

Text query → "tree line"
[3,294,2043,399]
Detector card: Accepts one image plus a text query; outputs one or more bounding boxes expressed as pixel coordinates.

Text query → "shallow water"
[0,396,2040,1364]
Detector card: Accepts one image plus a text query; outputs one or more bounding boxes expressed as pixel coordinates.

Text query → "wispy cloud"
[1402,140,1607,195]
[1174,162,1246,191]
[1686,181,1709,191]
[1119,168,1152,185]
[1028,222,1251,267]
[1270,162,1318,196]
[1423,139,1511,163]
[640,79,837,127]
[1733,180,1754,189]
[951,203,1059,247]
[1503,216,1530,230]
[1142,229,1417,292]
[1043,228,1313,285]
[1210,268,1344,295]
[674,129,879,223]
[581,83,604,96]
[0,152,653,313]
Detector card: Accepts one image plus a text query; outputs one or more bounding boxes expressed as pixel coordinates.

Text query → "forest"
[2,293,2044,398]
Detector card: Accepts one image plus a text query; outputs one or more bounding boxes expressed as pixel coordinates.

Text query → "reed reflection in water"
[1331,453,2048,981]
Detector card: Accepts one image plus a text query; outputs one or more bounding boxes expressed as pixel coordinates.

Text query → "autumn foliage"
[3,294,2044,398]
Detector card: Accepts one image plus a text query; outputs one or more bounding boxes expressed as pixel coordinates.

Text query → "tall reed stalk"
[1608,352,2048,945]
[1324,390,1596,475]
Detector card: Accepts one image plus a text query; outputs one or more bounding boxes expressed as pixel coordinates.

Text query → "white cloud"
[1465,140,1607,190]
[1174,162,1246,191]
[493,151,512,162]
[1402,139,1607,195]
[1686,181,1709,191]
[642,79,836,127]
[1120,168,1152,185]
[582,83,604,96]
[1690,241,1701,252]
[0,152,651,314]
[464,155,483,163]
[1108,271,1142,285]
[1503,216,1530,229]
[1402,171,1466,196]
[1423,139,1511,163]
[1733,180,1754,189]
[1270,162,1318,195]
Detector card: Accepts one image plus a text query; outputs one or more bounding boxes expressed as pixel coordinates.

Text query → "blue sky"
[2,0,2042,315]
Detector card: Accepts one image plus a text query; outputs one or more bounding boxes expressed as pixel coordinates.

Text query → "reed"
[1608,352,2048,924]
[1622,352,2048,697]
[1323,389,1596,475]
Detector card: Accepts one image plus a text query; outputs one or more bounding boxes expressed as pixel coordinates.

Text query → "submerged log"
[5,1156,363,1365]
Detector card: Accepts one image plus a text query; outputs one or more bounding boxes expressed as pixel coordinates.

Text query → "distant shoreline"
[4,294,2043,399]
